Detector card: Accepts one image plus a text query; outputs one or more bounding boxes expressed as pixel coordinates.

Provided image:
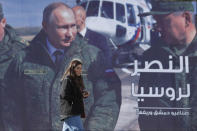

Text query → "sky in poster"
[0,0,196,27]
[1,0,76,27]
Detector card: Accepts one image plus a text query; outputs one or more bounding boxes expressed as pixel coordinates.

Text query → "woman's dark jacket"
[60,76,85,121]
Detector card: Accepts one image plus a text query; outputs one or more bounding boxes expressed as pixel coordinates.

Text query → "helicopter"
[78,0,154,67]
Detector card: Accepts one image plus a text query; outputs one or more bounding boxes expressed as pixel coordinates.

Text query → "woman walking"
[60,59,89,131]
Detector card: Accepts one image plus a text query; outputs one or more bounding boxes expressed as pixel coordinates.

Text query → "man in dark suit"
[72,6,113,69]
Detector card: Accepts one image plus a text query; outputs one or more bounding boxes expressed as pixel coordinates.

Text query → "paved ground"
[114,68,140,131]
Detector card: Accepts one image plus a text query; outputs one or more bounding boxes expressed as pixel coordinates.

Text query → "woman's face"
[74,64,82,76]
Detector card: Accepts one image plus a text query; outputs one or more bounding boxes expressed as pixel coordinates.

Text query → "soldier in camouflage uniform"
[0,3,28,130]
[138,0,197,131]
[3,2,121,131]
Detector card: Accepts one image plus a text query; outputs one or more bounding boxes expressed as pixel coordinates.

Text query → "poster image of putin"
[0,0,197,131]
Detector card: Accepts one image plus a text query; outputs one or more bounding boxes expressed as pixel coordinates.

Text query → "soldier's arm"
[98,34,113,69]
[85,52,121,130]
[2,53,25,131]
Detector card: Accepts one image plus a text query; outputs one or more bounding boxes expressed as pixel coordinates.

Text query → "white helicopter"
[79,0,153,46]
[78,0,153,67]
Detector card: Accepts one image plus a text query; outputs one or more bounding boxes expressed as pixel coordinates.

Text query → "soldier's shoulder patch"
[14,37,30,47]
[19,39,30,46]
[24,69,47,75]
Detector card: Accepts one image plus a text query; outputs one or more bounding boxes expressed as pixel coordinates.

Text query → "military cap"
[139,0,194,17]
[0,3,4,19]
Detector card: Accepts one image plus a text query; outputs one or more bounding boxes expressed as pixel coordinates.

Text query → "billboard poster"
[0,0,196,131]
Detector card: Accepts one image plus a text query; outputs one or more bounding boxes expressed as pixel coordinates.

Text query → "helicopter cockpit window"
[87,1,99,17]
[126,4,136,25]
[138,6,145,25]
[116,3,126,23]
[101,1,114,19]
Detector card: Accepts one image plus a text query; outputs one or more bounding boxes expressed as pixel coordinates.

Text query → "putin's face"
[44,7,77,49]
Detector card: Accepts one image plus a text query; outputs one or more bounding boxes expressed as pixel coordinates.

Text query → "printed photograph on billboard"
[0,0,197,131]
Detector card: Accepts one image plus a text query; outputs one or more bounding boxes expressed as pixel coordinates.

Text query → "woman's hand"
[82,90,90,98]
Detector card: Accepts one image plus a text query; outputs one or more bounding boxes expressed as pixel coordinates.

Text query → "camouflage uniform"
[0,25,28,81]
[3,30,121,131]
[138,35,197,131]
[0,24,28,130]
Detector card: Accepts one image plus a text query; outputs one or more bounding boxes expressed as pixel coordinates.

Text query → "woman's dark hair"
[61,59,85,90]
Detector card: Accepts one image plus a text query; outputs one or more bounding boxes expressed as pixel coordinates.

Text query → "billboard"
[0,0,197,131]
